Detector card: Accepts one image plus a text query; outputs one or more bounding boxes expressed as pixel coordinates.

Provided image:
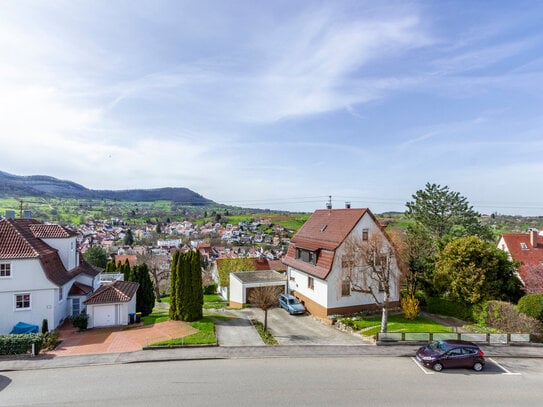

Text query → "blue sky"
[1,1,543,215]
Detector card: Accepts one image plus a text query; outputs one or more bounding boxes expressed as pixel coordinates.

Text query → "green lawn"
[340,314,453,337]
[149,317,217,346]
[141,309,169,326]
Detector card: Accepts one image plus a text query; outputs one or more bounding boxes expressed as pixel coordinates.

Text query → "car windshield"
[288,298,299,305]
[428,341,451,352]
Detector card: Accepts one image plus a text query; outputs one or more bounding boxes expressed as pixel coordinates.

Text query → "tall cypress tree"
[181,252,192,320]
[132,263,155,316]
[189,251,203,321]
[169,251,180,320]
[122,259,131,281]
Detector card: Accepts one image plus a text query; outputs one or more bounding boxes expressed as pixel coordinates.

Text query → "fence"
[376,332,531,344]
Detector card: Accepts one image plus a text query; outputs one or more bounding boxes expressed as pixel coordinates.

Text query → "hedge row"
[0,333,43,355]
[425,297,474,321]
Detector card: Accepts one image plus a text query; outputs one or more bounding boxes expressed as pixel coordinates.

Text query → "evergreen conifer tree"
[169,251,180,320]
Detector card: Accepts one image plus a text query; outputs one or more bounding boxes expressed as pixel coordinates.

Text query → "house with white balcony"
[0,217,138,334]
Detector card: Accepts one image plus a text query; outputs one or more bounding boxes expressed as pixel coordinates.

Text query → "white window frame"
[15,293,31,310]
[0,263,11,278]
[308,276,314,290]
[58,287,63,302]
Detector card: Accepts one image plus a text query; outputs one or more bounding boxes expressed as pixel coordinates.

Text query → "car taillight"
[478,350,484,356]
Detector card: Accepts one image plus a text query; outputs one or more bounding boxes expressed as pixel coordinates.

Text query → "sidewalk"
[2,343,543,372]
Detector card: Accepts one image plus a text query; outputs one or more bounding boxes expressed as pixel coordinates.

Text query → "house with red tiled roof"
[0,218,106,333]
[0,218,141,333]
[497,229,543,293]
[282,207,401,319]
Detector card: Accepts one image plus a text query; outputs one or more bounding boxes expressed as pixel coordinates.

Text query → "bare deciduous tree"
[248,285,284,331]
[341,233,401,333]
[137,251,170,300]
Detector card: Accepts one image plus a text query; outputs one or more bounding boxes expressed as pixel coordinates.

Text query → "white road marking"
[411,357,434,374]
[488,358,522,376]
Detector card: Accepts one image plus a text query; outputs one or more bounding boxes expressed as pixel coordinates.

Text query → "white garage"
[84,281,139,328]
[229,270,286,308]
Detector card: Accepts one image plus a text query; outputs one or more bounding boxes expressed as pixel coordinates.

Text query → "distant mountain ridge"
[0,171,214,205]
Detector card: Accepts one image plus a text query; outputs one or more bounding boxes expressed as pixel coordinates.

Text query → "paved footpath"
[1,343,543,372]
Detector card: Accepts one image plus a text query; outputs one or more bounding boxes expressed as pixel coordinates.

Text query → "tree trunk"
[380,292,389,333]
[150,267,161,301]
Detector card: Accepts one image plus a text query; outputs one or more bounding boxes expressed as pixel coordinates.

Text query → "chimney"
[345,202,351,209]
[530,229,538,248]
[23,210,32,219]
[5,210,15,219]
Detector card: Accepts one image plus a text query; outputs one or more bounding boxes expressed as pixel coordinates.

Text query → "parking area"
[412,356,521,376]
[229,307,373,345]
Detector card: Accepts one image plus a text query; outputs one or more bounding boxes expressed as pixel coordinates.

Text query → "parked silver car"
[278,293,306,315]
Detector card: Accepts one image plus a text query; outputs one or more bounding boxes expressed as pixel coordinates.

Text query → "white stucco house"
[282,207,401,320]
[0,217,137,334]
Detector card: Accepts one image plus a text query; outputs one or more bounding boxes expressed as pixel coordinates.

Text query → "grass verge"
[339,313,452,337]
[251,319,278,345]
[141,309,169,326]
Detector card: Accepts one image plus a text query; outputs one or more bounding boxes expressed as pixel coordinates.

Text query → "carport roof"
[232,270,286,284]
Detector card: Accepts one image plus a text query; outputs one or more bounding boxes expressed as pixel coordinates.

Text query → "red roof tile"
[69,281,93,296]
[84,280,139,305]
[29,224,76,238]
[0,218,73,286]
[500,232,543,293]
[283,208,373,280]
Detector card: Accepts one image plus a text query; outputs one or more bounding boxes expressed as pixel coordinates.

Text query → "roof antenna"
[326,195,332,211]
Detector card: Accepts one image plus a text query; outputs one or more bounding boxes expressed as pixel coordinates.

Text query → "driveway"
[230,307,373,345]
[47,320,197,356]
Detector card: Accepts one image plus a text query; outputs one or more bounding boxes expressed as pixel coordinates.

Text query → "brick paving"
[47,320,197,356]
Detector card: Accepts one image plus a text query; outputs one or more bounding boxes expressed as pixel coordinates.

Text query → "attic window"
[521,243,528,250]
[320,224,327,232]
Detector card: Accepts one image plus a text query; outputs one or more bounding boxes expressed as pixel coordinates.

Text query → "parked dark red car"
[416,339,485,372]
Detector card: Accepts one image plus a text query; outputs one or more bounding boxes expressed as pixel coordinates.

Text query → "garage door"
[93,305,119,327]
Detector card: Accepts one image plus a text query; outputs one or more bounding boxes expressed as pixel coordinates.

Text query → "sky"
[1,1,543,215]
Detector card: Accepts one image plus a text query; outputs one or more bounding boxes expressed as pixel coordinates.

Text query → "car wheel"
[433,363,443,372]
[473,362,483,371]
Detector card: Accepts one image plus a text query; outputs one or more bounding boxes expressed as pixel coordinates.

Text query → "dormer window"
[521,243,528,250]
[295,248,317,265]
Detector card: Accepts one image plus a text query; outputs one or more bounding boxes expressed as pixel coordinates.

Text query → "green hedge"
[426,297,473,321]
[517,294,543,323]
[0,333,43,355]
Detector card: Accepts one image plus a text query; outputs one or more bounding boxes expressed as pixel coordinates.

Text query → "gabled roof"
[29,223,77,238]
[499,233,543,293]
[0,218,74,286]
[500,233,543,266]
[84,280,139,305]
[0,218,58,259]
[282,208,372,280]
[69,281,93,296]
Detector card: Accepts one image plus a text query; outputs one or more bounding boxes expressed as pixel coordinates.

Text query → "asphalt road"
[2,357,542,406]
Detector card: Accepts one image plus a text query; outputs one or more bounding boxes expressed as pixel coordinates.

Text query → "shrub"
[204,283,217,295]
[401,295,420,320]
[426,297,473,321]
[481,301,542,333]
[42,329,61,351]
[41,318,49,334]
[517,294,543,323]
[70,313,89,331]
[0,333,43,355]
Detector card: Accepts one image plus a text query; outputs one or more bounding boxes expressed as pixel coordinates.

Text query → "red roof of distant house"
[283,208,372,280]
[113,254,137,268]
[500,232,543,293]
[84,280,139,305]
[29,223,77,238]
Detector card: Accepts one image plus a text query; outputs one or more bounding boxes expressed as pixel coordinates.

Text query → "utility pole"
[19,200,23,218]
